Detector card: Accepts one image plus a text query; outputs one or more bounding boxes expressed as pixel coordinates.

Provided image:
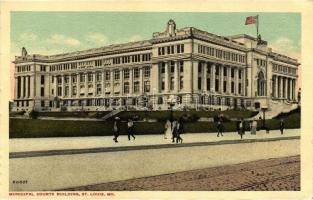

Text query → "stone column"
[21,76,24,99]
[15,77,18,99]
[203,62,207,92]
[121,70,124,95]
[77,73,81,97]
[192,60,199,93]
[61,75,65,98]
[93,72,97,96]
[242,68,246,96]
[234,68,238,95]
[227,66,231,94]
[69,74,72,98]
[140,68,143,94]
[110,70,114,97]
[274,76,278,98]
[279,76,283,98]
[129,68,133,94]
[25,76,29,98]
[211,63,215,92]
[219,65,223,94]
[284,77,288,99]
[288,78,292,100]
[174,61,179,93]
[164,62,169,93]
[85,73,88,97]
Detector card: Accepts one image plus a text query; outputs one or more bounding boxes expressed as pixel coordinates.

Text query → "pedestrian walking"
[113,117,120,143]
[238,119,244,139]
[164,120,172,139]
[250,119,257,135]
[127,118,135,141]
[172,120,178,143]
[280,118,285,135]
[176,118,184,143]
[217,118,224,137]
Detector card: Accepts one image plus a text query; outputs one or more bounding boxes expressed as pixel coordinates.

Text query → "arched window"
[257,71,266,96]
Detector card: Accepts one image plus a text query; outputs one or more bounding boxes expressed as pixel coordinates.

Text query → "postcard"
[0,0,313,199]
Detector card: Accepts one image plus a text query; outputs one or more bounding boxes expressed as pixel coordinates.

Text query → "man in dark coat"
[217,118,223,137]
[176,118,184,143]
[113,117,120,143]
[280,118,285,135]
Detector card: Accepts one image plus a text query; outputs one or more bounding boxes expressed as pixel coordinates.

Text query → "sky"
[10,12,301,99]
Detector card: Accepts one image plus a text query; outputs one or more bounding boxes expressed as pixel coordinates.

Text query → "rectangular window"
[105,71,110,81]
[65,86,69,96]
[41,87,44,97]
[181,44,184,53]
[161,63,165,73]
[80,74,85,82]
[52,89,54,95]
[88,73,93,82]
[96,84,101,95]
[179,61,184,72]
[57,87,62,96]
[239,70,242,79]
[215,79,219,92]
[114,70,120,80]
[170,61,175,73]
[124,69,130,79]
[180,76,184,89]
[223,81,227,93]
[144,67,150,77]
[238,83,242,94]
[96,72,101,82]
[124,82,129,94]
[41,101,45,107]
[134,81,140,93]
[41,75,45,85]
[171,45,174,54]
[72,75,77,83]
[231,68,234,78]
[198,78,202,90]
[170,77,174,90]
[161,78,165,90]
[144,81,150,92]
[73,86,77,95]
[64,75,69,84]
[223,67,227,76]
[134,68,140,79]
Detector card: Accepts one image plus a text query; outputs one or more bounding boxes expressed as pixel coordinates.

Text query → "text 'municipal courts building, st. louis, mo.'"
[12,19,299,112]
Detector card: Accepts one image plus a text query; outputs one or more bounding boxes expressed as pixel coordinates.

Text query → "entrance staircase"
[250,100,299,120]
[102,109,123,120]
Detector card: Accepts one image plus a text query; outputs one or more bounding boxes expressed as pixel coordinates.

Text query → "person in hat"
[217,118,224,137]
[113,117,120,143]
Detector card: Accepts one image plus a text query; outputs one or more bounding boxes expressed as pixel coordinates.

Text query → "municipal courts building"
[13,19,300,112]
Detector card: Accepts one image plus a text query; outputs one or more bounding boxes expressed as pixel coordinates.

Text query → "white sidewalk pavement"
[10,129,300,153]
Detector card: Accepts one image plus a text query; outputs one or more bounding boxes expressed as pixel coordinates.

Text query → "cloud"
[47,34,81,46]
[270,37,301,60]
[85,33,108,45]
[19,32,38,41]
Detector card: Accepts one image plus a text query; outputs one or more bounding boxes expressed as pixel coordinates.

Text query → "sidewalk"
[10,129,300,153]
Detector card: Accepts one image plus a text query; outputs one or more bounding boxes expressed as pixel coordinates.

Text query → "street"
[10,129,300,191]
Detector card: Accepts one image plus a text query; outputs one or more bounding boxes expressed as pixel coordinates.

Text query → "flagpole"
[256,15,259,38]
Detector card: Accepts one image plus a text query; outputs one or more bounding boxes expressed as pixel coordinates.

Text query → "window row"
[112,53,151,65]
[159,61,184,74]
[16,65,31,72]
[198,44,246,63]
[273,64,297,75]
[158,44,185,56]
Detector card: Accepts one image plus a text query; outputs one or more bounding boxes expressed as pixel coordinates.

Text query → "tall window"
[170,61,175,73]
[144,67,150,78]
[134,81,140,93]
[105,71,110,81]
[124,69,130,79]
[114,70,120,80]
[170,77,174,90]
[180,76,184,89]
[179,61,184,72]
[65,86,69,96]
[41,75,45,85]
[88,73,93,82]
[134,68,140,78]
[72,86,77,95]
[144,81,150,92]
[161,78,165,90]
[160,63,165,73]
[124,82,129,94]
[57,86,62,96]
[72,75,77,83]
[64,75,69,84]
[41,87,44,97]
[80,74,85,82]
[96,72,102,82]
[96,84,102,95]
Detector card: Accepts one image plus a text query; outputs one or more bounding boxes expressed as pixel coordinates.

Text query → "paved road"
[65,155,300,191]
[10,138,299,191]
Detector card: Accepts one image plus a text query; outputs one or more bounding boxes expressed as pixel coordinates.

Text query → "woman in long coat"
[164,120,172,139]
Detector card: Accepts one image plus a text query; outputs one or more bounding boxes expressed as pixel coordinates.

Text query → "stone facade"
[13,19,299,112]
